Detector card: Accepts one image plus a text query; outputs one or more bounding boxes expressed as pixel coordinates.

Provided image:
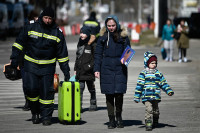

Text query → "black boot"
[42,119,51,126]
[116,113,124,128]
[22,99,30,111]
[108,115,116,129]
[145,119,153,131]
[89,90,97,111]
[89,99,97,111]
[32,114,40,124]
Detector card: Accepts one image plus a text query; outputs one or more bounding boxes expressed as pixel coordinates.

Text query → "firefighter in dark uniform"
[10,7,70,126]
[83,11,101,45]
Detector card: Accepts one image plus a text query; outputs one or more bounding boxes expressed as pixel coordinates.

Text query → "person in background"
[176,20,189,63]
[74,26,97,112]
[162,19,176,62]
[10,7,70,126]
[134,51,174,131]
[94,15,130,129]
[83,11,101,45]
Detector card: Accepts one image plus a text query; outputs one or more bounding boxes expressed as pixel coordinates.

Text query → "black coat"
[74,38,96,81]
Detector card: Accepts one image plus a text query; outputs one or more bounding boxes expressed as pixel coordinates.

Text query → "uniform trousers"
[23,71,55,121]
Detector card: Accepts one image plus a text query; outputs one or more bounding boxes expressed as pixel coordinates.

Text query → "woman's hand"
[121,57,124,64]
[95,72,100,79]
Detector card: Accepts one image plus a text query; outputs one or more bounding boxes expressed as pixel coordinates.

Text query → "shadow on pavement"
[138,122,176,129]
[81,106,107,113]
[155,123,176,128]
[25,117,87,125]
[104,120,143,127]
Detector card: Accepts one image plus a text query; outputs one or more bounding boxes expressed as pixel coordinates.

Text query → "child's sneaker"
[184,57,188,62]
[178,59,182,63]
[145,119,152,131]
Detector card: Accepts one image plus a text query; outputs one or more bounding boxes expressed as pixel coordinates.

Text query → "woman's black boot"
[108,115,116,129]
[116,112,124,128]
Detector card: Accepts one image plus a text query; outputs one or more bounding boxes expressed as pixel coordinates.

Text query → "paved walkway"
[0,38,199,133]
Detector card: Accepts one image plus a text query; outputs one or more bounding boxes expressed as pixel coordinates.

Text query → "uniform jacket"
[94,15,130,94]
[134,51,174,102]
[162,24,176,41]
[83,16,100,38]
[10,15,70,76]
[177,24,189,49]
[74,37,95,81]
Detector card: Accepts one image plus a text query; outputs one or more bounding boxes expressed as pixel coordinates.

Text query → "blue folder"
[120,46,135,67]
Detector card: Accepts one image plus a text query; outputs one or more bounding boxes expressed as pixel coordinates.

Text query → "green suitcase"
[58,81,81,123]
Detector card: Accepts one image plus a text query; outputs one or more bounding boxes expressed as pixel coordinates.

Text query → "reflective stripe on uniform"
[28,31,61,43]
[39,99,54,104]
[13,43,23,50]
[43,33,60,43]
[84,21,99,27]
[27,96,39,102]
[24,55,56,64]
[96,33,100,37]
[28,31,42,37]
[57,57,69,63]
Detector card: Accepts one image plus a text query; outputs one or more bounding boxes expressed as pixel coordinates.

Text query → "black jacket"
[74,38,95,81]
[10,15,70,77]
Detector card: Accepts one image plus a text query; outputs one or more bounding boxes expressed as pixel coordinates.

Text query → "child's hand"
[168,92,174,96]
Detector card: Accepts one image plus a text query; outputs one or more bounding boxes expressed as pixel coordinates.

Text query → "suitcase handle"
[59,81,64,87]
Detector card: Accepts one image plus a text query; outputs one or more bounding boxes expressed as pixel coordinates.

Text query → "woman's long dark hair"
[106,18,121,42]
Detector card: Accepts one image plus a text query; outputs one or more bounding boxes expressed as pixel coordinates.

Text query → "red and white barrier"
[131,29,139,43]
[59,22,153,38]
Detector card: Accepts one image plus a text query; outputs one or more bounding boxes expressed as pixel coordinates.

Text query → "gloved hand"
[64,73,70,81]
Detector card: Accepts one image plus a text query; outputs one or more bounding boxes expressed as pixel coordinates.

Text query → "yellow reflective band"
[96,33,100,37]
[28,31,42,37]
[84,21,99,26]
[25,55,56,64]
[39,99,54,104]
[13,43,23,50]
[57,57,69,63]
[145,96,156,98]
[27,96,39,102]
[43,33,60,43]
[28,31,61,43]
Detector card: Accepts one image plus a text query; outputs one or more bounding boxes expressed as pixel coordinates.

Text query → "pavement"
[0,37,200,133]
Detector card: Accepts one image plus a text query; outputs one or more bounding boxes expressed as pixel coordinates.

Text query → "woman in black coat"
[94,15,130,129]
